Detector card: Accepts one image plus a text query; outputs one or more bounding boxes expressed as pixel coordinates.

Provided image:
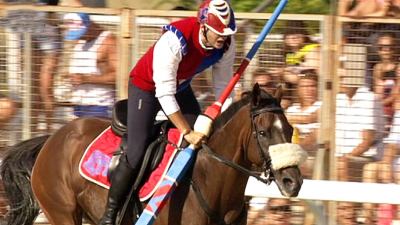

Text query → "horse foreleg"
[41,208,83,225]
[34,186,84,225]
[32,159,84,225]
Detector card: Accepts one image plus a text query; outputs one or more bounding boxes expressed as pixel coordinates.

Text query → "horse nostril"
[283,177,294,188]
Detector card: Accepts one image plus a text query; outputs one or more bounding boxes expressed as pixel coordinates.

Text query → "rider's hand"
[183,130,206,149]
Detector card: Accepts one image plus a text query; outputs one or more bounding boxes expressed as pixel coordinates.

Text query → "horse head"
[247,84,306,197]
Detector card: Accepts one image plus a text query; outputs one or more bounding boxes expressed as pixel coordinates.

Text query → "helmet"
[197,0,237,36]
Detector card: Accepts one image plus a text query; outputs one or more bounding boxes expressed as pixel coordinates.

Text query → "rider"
[99,0,237,224]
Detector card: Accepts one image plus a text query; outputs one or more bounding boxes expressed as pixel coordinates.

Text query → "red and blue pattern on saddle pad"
[78,126,181,201]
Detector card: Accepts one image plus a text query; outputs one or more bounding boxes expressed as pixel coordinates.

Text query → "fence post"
[117,8,133,99]
[22,32,32,140]
[317,13,342,225]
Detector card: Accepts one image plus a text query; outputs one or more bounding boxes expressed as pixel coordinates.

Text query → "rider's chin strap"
[269,143,308,170]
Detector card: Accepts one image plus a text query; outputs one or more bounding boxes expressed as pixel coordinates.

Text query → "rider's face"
[203,26,229,49]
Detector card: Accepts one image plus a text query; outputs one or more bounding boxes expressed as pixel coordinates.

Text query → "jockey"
[99,0,237,224]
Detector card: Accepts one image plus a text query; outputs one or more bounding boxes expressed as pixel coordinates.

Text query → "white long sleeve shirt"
[152,30,235,115]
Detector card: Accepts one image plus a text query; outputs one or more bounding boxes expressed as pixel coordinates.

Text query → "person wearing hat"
[63,13,117,118]
[99,0,237,224]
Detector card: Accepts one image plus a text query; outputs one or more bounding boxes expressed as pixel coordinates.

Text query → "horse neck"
[208,105,252,163]
[194,106,253,215]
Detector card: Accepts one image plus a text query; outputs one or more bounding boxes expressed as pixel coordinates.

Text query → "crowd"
[246,19,400,225]
[0,0,399,224]
[0,0,117,135]
[339,0,400,18]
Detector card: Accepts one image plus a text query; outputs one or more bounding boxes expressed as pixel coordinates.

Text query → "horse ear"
[252,83,261,106]
[274,85,283,103]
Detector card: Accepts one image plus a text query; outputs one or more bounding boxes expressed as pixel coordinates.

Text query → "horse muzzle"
[275,165,303,197]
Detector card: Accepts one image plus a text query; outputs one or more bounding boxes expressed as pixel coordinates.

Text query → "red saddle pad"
[79,126,182,201]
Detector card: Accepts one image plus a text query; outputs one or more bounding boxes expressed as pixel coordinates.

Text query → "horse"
[0,84,306,225]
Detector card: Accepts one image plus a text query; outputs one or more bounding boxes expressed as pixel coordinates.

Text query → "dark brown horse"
[0,85,306,225]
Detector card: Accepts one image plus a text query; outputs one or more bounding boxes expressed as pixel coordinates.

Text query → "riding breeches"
[126,83,201,169]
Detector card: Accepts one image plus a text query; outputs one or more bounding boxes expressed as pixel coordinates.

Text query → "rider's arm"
[153,31,187,131]
[153,31,205,146]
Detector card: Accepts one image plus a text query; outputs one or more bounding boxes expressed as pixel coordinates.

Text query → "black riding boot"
[99,154,137,225]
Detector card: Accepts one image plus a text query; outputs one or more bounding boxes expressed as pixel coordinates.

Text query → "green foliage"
[264,0,330,14]
[178,0,197,10]
[231,0,261,12]
[176,0,332,15]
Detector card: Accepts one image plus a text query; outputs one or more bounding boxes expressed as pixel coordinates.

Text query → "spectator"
[286,70,320,178]
[0,95,16,129]
[372,33,398,95]
[0,0,62,133]
[247,197,292,225]
[36,1,62,133]
[341,23,400,89]
[252,69,293,109]
[372,33,399,130]
[64,13,117,118]
[337,202,357,225]
[335,73,385,182]
[252,69,276,95]
[282,21,320,83]
[335,74,384,225]
[373,34,400,127]
[339,0,389,17]
[265,198,292,225]
[387,0,400,17]
[362,99,400,224]
[270,21,320,106]
[385,99,400,185]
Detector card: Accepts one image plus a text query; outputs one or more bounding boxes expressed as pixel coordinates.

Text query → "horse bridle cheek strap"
[250,106,283,180]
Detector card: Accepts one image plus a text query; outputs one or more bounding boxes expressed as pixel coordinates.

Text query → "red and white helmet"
[198,0,237,36]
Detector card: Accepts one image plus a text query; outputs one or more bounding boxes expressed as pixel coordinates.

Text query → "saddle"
[109,99,171,190]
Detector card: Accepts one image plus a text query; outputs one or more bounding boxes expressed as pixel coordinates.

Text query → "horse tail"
[0,135,50,225]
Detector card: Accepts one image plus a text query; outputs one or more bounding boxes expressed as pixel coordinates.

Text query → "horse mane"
[0,135,50,225]
[212,92,252,131]
[212,89,278,132]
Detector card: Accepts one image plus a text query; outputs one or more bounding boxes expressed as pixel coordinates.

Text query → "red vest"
[130,17,226,92]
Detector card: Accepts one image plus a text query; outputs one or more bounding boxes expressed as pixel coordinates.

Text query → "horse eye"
[258,130,267,137]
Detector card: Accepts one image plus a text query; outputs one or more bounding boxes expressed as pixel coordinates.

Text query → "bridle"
[190,100,285,225]
[249,100,284,183]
